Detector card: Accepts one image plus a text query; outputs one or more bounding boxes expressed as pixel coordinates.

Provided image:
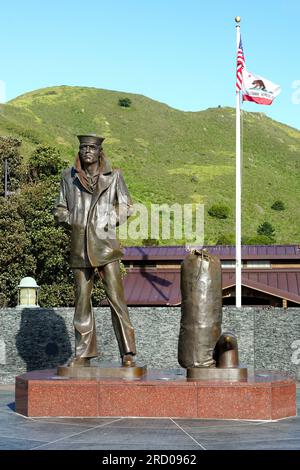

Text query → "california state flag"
[242,68,281,105]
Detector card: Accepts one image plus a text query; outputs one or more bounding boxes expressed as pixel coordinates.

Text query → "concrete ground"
[0,385,299,451]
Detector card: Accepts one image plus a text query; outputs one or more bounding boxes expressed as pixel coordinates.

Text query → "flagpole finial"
[235,16,241,23]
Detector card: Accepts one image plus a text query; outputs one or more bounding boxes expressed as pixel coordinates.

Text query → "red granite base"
[15,369,296,420]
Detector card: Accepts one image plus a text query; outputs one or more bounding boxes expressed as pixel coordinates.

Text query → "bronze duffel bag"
[178,249,222,368]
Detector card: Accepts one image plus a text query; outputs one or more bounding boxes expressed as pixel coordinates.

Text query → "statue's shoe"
[122,354,136,367]
[67,357,91,367]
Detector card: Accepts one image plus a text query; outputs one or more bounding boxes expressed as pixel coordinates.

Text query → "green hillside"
[0,85,299,244]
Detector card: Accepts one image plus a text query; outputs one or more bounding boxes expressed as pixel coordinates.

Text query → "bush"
[257,222,275,237]
[44,90,58,96]
[0,196,36,306]
[208,204,230,219]
[118,97,132,108]
[27,145,66,181]
[257,221,275,239]
[271,200,285,211]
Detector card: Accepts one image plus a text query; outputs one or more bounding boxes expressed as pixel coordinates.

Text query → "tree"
[118,97,132,108]
[15,180,74,306]
[0,197,36,306]
[208,203,230,219]
[271,200,285,211]
[256,221,276,243]
[27,145,67,181]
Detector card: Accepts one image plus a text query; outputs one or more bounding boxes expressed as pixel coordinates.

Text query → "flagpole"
[235,16,242,307]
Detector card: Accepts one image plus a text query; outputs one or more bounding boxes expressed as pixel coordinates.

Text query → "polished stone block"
[15,369,296,420]
[97,382,197,418]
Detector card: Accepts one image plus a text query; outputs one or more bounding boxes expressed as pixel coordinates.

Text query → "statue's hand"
[54,207,71,228]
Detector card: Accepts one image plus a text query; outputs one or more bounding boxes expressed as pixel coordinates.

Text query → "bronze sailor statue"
[54,135,137,369]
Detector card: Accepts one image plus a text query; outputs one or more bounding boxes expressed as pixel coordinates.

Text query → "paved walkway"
[0,385,299,450]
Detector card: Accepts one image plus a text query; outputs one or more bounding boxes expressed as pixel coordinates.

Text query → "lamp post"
[17,277,40,308]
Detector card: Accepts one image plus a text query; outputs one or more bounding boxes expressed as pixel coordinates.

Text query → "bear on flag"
[242,69,281,105]
[236,36,281,105]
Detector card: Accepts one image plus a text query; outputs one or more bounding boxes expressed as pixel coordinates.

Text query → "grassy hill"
[0,85,299,244]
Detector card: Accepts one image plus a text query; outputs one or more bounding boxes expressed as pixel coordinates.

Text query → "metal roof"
[123,268,180,306]
[122,267,300,306]
[123,245,300,261]
[222,269,300,304]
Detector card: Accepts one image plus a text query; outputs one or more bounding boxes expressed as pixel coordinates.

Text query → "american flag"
[236,37,245,92]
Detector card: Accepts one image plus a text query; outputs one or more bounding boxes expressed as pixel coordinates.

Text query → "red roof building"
[122,245,300,307]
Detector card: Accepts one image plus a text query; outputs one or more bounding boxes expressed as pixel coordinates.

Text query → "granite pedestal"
[15,369,296,420]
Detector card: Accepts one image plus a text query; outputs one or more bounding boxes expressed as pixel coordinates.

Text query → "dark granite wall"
[1,307,299,383]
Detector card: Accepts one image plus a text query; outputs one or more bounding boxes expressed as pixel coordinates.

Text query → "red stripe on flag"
[236,38,245,92]
[243,95,273,105]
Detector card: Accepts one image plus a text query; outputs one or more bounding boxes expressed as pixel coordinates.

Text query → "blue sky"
[1,0,300,129]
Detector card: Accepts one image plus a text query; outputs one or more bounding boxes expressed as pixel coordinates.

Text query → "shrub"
[257,221,275,239]
[208,204,230,219]
[271,200,285,211]
[28,145,66,181]
[0,196,36,306]
[44,90,58,96]
[118,97,132,108]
